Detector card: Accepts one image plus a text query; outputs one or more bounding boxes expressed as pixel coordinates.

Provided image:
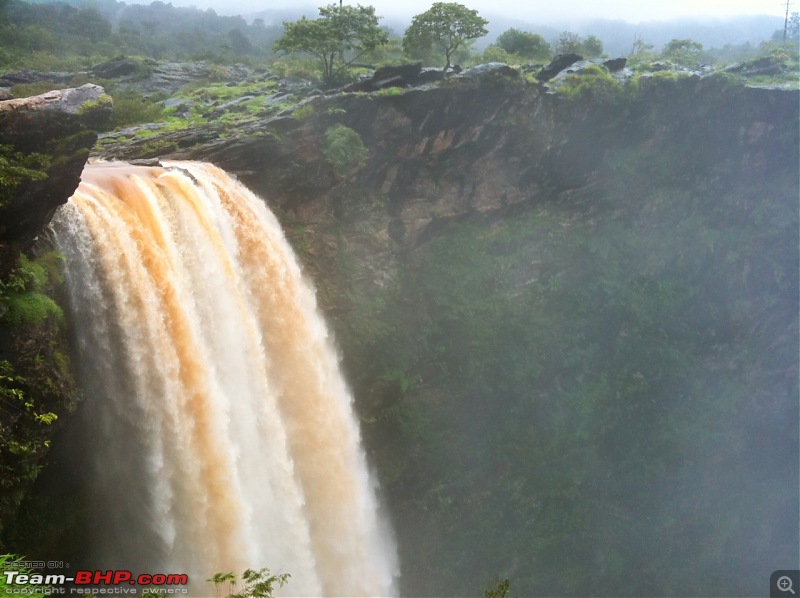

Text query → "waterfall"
[51,161,398,597]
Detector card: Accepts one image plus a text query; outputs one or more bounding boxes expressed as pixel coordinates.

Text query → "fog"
[158,0,790,23]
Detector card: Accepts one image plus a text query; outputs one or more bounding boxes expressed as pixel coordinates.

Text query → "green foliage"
[583,34,604,57]
[291,102,316,121]
[329,111,797,596]
[0,247,76,559]
[67,6,111,42]
[1,255,63,327]
[110,90,166,128]
[323,124,368,177]
[628,35,656,63]
[661,38,704,66]
[554,64,624,102]
[0,555,48,597]
[554,31,604,57]
[206,568,289,598]
[0,145,51,209]
[0,0,278,70]
[484,578,510,598]
[495,28,551,61]
[403,2,488,71]
[5,293,62,327]
[8,81,65,97]
[273,4,389,86]
[480,45,513,64]
[373,85,407,97]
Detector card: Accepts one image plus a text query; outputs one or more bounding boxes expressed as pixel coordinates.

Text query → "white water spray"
[52,161,398,597]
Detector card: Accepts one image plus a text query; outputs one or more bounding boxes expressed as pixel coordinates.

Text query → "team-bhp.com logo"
[3,570,189,595]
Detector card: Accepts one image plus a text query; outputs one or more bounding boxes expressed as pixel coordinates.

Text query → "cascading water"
[51,161,398,597]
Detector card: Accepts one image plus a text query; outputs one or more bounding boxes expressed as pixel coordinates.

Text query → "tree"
[0,0,10,23]
[227,28,254,55]
[323,124,368,177]
[496,28,551,61]
[67,7,112,42]
[403,2,488,73]
[273,4,388,85]
[551,32,604,58]
[630,34,654,56]
[783,12,800,41]
[661,38,704,66]
[554,31,583,54]
[582,34,604,57]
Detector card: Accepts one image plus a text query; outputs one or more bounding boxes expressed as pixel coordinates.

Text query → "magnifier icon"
[778,576,796,595]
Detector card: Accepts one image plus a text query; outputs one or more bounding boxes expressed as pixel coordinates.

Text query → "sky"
[180,0,793,23]
[377,0,788,22]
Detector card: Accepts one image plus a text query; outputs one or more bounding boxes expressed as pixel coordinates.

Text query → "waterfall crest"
[52,161,398,597]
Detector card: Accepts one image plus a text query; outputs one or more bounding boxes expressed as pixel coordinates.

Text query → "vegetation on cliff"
[273,4,388,86]
[0,250,76,545]
[402,2,488,72]
[322,118,798,595]
[0,145,50,209]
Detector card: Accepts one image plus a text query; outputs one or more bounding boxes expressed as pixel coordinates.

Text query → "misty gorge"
[0,2,798,597]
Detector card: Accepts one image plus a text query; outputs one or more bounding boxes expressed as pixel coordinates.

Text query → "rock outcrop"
[97,72,798,250]
[0,84,112,274]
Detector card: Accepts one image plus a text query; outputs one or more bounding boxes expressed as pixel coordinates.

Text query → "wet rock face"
[94,69,798,252]
[0,84,112,273]
[536,53,583,81]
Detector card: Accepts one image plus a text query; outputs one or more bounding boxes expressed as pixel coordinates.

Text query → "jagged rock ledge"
[0,84,112,273]
[94,71,798,249]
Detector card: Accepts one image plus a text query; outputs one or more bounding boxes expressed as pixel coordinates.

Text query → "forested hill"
[0,0,289,65]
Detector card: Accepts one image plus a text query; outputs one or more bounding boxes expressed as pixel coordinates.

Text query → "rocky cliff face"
[96,73,798,322]
[98,73,798,247]
[0,84,111,275]
[0,84,110,546]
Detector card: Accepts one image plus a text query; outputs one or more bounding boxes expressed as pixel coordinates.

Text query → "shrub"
[323,124,368,176]
[110,90,166,128]
[0,254,63,327]
[0,145,51,209]
[555,65,624,102]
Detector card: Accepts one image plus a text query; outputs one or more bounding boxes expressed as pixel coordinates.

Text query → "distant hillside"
[478,13,785,54]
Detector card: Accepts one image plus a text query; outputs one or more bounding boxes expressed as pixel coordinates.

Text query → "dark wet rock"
[118,62,252,96]
[94,69,797,251]
[213,96,256,115]
[536,53,583,81]
[373,76,409,90]
[162,97,192,117]
[0,88,11,101]
[603,57,627,72]
[128,158,163,167]
[0,84,111,131]
[0,69,75,88]
[90,57,141,79]
[374,63,422,83]
[459,63,519,78]
[341,63,427,93]
[647,61,673,72]
[725,56,786,77]
[418,68,445,84]
[0,84,111,270]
